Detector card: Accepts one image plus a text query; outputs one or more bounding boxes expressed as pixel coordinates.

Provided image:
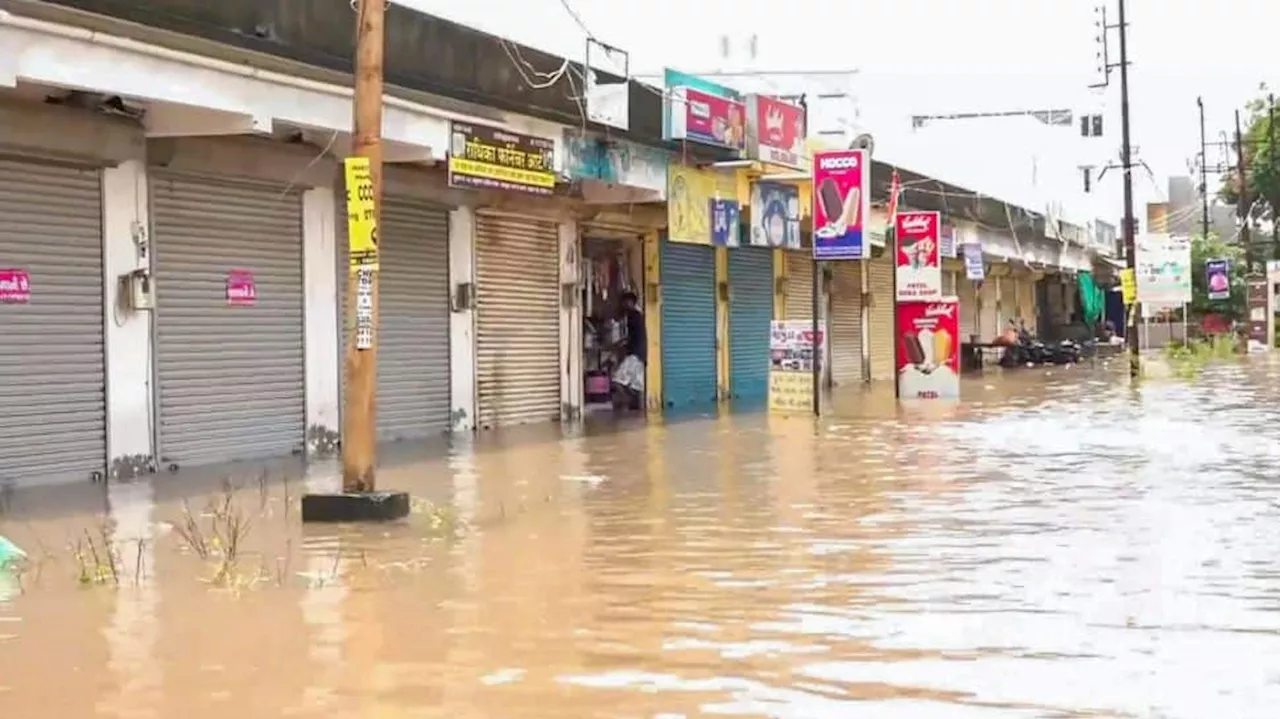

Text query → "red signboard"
[0,269,30,304]
[670,86,746,151]
[895,211,943,301]
[226,269,257,306]
[896,298,960,400]
[747,95,806,169]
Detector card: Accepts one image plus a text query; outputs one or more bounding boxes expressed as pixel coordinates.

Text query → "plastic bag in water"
[0,535,26,568]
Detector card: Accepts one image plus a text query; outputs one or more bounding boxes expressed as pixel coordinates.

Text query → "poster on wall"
[939,223,958,259]
[0,269,30,304]
[447,121,557,196]
[895,211,943,300]
[962,243,985,282]
[668,164,717,244]
[225,270,257,306]
[1205,258,1230,300]
[749,182,801,249]
[896,298,960,400]
[811,149,870,260]
[710,199,741,247]
[768,320,824,413]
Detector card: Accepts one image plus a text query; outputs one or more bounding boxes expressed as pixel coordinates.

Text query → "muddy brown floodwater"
[5,359,1280,718]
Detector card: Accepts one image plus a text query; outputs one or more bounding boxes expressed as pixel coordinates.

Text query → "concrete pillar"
[448,207,477,431]
[101,160,153,477]
[302,187,340,451]
[558,220,581,420]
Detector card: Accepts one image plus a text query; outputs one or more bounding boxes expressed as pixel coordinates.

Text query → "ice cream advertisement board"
[896,298,960,400]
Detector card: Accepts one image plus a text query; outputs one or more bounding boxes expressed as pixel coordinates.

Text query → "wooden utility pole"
[1235,109,1252,272]
[1116,0,1140,377]
[343,0,385,493]
[1270,95,1278,259]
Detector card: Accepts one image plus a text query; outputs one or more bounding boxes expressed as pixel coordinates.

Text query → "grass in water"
[1153,335,1238,379]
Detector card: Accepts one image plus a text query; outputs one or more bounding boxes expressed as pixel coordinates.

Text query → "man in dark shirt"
[614,291,646,410]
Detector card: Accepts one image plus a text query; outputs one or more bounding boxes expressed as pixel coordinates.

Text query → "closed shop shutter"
[153,173,305,468]
[942,270,957,296]
[785,251,818,320]
[980,279,999,341]
[727,247,773,403]
[959,278,980,341]
[345,199,452,442]
[829,261,863,385]
[867,252,894,381]
[1019,279,1037,335]
[0,159,106,487]
[475,213,560,429]
[660,239,717,409]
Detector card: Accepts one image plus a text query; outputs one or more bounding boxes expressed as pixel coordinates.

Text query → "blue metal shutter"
[727,247,773,403]
[660,238,717,409]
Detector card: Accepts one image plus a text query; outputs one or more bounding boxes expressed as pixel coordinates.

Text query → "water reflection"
[2,361,1280,717]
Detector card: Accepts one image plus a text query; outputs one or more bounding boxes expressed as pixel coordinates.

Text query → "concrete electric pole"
[1198,96,1210,241]
[1236,109,1252,271]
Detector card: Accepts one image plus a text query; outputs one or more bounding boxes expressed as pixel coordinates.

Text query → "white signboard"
[1136,233,1191,306]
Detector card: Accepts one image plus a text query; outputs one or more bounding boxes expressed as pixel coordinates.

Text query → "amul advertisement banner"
[896,298,960,400]
[811,149,870,260]
[895,211,943,301]
[745,95,806,169]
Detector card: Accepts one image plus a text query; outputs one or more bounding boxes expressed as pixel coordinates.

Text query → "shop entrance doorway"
[581,235,646,415]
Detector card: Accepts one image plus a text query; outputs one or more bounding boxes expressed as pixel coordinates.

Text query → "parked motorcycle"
[998,320,1088,367]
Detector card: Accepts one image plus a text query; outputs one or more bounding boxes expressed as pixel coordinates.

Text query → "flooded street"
[5,360,1280,718]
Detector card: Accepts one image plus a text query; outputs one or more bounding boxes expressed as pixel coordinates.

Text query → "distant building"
[1158,175,1236,240]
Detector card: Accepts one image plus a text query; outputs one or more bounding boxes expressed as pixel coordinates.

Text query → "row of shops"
[0,8,1104,490]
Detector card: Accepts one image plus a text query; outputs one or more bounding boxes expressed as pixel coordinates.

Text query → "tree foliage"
[1189,232,1246,320]
[1219,84,1280,228]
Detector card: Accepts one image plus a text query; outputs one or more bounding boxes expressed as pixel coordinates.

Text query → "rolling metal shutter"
[1018,278,1037,334]
[0,158,106,487]
[981,278,1000,340]
[867,253,894,381]
[660,239,717,409]
[829,261,863,385]
[152,173,305,468]
[785,251,818,321]
[338,198,452,441]
[727,247,773,403]
[475,213,560,428]
[959,278,980,342]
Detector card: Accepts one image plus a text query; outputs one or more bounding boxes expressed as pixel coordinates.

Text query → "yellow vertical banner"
[1120,268,1136,306]
[344,157,379,272]
[643,231,663,410]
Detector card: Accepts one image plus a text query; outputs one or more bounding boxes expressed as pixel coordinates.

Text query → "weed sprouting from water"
[1153,335,1238,380]
[171,486,255,587]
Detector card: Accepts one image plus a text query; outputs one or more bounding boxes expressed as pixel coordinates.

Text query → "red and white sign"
[0,269,30,304]
[668,86,746,151]
[896,298,960,400]
[746,95,806,169]
[226,270,257,306]
[895,210,942,301]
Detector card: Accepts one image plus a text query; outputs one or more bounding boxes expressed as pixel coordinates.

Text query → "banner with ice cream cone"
[896,298,960,400]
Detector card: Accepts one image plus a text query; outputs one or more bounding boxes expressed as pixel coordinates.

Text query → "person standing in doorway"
[612,291,646,411]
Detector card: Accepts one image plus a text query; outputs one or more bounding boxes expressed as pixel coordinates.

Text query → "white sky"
[399,0,1280,224]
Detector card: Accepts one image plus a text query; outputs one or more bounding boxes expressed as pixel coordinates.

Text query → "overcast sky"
[400,0,1280,223]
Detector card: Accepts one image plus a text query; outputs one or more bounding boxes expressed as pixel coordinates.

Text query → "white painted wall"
[558,220,581,419]
[448,207,477,431]
[101,160,153,471]
[302,187,340,441]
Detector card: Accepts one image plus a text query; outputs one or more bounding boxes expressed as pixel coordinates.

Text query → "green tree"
[1189,232,1246,321]
[1218,84,1280,261]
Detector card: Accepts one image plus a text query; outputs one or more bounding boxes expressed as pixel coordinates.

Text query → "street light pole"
[1116,0,1140,378]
